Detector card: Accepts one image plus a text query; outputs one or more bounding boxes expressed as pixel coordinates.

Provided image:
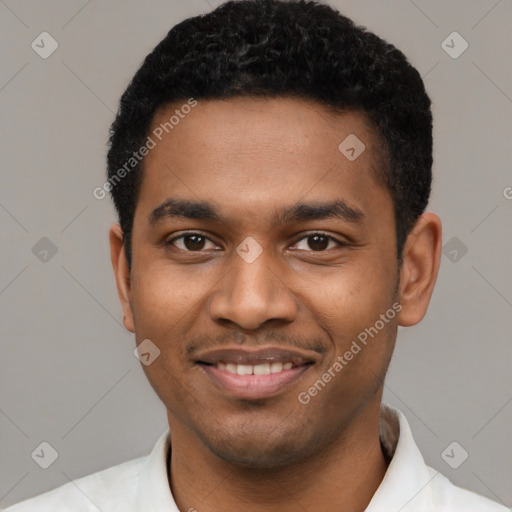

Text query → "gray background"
[1,0,511,508]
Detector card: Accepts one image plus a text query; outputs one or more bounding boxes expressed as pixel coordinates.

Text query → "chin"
[196,421,319,469]
[208,440,305,469]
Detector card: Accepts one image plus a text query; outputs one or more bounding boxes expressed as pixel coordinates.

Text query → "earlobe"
[109,223,135,333]
[397,213,442,327]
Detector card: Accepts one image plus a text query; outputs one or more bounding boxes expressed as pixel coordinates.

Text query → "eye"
[292,233,347,252]
[165,231,347,253]
[166,232,218,252]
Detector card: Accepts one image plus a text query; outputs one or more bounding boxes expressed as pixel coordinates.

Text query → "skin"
[110,97,442,512]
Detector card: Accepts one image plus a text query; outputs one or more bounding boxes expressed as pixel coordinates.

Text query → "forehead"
[149,96,378,164]
[136,97,391,228]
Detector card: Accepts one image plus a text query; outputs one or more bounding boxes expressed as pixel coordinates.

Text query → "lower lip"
[199,364,312,400]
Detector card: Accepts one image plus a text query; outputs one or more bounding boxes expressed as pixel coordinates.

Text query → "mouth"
[195,347,317,400]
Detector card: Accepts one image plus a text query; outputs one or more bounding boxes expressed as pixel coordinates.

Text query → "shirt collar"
[135,403,434,511]
[136,429,178,512]
[366,403,436,511]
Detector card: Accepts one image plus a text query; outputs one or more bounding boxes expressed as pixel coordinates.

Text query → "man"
[5,1,508,511]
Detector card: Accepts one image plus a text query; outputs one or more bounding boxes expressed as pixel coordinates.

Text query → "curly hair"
[106,0,432,267]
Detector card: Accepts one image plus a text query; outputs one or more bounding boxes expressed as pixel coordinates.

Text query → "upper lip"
[195,346,319,366]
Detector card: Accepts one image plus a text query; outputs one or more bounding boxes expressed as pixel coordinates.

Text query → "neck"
[167,399,389,512]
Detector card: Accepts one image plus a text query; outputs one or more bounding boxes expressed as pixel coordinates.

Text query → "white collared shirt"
[4,404,508,511]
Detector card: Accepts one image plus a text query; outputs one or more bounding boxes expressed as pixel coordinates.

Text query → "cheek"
[309,260,396,337]
[130,263,201,332]
[304,262,398,397]
[130,266,203,409]
[308,282,397,412]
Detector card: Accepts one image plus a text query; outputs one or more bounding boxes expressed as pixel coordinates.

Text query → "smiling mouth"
[195,347,317,399]
[210,361,295,374]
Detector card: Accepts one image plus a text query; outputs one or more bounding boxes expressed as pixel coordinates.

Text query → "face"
[110,97,436,468]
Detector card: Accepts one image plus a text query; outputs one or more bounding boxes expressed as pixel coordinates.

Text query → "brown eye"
[167,233,217,252]
[306,235,330,251]
[182,235,206,251]
[293,233,345,252]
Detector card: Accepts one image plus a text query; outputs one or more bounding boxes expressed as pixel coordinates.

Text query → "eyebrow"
[148,198,364,226]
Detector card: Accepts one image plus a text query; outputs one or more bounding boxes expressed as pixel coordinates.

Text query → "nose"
[207,245,298,331]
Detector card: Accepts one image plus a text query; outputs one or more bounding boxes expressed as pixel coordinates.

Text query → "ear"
[109,223,135,333]
[397,212,442,327]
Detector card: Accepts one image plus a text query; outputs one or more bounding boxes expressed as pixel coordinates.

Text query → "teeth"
[270,362,283,373]
[237,364,253,375]
[218,362,294,374]
[226,363,237,374]
[253,363,271,375]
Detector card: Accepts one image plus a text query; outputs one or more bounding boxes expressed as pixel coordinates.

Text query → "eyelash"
[165,231,348,252]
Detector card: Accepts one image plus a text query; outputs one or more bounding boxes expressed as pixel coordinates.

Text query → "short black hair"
[107,0,432,268]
